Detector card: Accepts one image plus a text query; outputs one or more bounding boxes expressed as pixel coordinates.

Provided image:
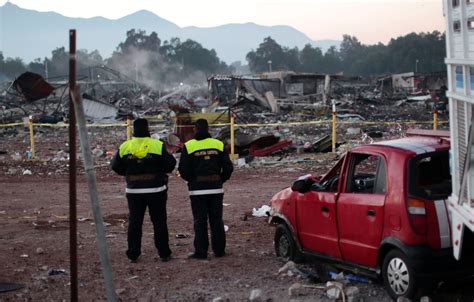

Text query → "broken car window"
[346,153,386,194]
[408,152,452,200]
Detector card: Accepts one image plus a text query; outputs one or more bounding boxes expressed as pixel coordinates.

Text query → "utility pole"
[68,29,78,302]
[44,60,48,80]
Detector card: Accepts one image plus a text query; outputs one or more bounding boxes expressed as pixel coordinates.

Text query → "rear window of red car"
[408,151,452,200]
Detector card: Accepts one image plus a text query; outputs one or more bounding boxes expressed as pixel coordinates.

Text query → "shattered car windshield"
[408,151,452,200]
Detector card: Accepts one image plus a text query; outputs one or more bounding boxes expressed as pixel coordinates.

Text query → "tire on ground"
[382,249,417,300]
[274,224,304,263]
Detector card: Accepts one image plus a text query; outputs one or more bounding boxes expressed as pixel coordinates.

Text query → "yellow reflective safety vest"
[119,137,163,159]
[111,137,176,193]
[179,137,233,195]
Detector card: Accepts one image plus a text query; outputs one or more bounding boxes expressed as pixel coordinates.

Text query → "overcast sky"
[1,0,445,44]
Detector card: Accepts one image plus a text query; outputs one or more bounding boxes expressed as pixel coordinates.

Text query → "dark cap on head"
[194,118,209,133]
[133,118,150,137]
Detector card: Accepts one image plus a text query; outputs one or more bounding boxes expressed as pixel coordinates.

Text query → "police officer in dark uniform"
[178,119,234,259]
[111,118,176,263]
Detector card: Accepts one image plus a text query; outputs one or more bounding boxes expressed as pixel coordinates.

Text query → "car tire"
[382,249,417,300]
[274,224,304,263]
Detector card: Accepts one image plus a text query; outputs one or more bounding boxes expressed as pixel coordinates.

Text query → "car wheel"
[382,249,417,300]
[274,224,303,262]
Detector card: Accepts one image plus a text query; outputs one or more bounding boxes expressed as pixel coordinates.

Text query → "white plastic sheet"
[252,205,271,217]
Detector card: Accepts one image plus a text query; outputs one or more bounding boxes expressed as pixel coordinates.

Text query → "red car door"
[296,191,341,258]
[295,161,343,259]
[337,152,387,267]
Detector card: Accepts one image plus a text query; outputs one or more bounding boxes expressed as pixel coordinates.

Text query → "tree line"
[0,30,446,86]
[246,31,446,75]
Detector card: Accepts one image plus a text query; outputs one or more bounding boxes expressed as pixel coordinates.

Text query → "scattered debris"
[345,286,360,298]
[13,72,54,102]
[47,268,69,276]
[278,261,296,274]
[326,281,345,300]
[0,282,25,293]
[252,205,271,217]
[288,282,326,297]
[248,288,264,302]
[329,271,370,284]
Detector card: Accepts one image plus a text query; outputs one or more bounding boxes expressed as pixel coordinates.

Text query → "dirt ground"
[0,169,311,301]
[0,125,473,301]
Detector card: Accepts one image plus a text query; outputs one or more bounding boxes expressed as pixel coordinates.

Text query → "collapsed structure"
[0,67,449,159]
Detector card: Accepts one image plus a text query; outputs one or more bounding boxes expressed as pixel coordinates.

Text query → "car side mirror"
[291,176,316,193]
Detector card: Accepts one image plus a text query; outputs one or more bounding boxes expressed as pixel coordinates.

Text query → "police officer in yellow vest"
[111,118,176,263]
[178,119,234,259]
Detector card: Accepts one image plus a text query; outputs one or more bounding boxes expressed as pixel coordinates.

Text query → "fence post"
[230,113,235,160]
[127,116,131,140]
[28,116,36,160]
[332,100,337,153]
[433,108,438,130]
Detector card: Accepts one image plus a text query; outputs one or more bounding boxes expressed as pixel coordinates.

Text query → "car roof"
[354,136,450,155]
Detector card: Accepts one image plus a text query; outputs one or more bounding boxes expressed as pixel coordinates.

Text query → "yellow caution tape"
[0,122,24,127]
[0,120,449,128]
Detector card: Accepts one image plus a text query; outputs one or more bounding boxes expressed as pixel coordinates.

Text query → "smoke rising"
[108,46,210,91]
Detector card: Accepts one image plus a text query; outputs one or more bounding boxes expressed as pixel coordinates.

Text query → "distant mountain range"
[0,2,340,64]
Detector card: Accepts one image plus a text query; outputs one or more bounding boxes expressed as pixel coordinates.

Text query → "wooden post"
[127,116,132,140]
[28,116,36,160]
[68,29,78,302]
[433,108,438,130]
[332,100,337,153]
[70,29,116,302]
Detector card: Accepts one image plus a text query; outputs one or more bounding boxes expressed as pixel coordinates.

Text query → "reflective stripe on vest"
[185,138,224,154]
[189,188,224,196]
[126,185,167,194]
[119,137,163,159]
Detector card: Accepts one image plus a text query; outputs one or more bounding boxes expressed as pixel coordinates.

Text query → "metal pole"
[71,87,117,302]
[230,113,235,160]
[332,100,337,153]
[127,116,132,140]
[44,60,49,80]
[433,108,438,130]
[68,29,78,302]
[28,116,36,160]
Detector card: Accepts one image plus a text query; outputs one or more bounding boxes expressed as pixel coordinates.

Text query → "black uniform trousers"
[190,193,226,257]
[126,191,171,260]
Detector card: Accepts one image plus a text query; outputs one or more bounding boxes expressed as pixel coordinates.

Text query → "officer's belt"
[126,185,167,194]
[189,188,224,196]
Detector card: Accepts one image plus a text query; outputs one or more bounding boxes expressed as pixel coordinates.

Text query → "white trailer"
[444,0,474,260]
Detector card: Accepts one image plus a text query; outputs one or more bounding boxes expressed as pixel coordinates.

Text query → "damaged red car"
[268,132,474,299]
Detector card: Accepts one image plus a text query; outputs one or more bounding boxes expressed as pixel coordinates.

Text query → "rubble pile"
[1,70,449,178]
